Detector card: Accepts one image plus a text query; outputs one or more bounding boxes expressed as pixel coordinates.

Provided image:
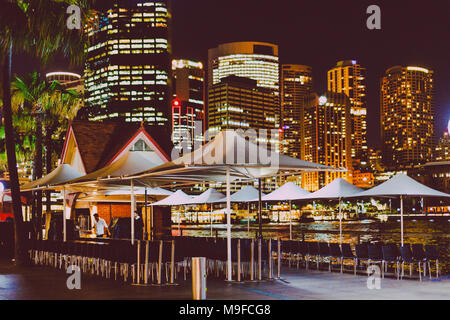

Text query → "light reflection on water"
[175,220,449,274]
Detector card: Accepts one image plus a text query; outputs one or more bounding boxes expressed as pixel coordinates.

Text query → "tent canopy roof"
[349,174,450,198]
[151,190,192,206]
[20,164,83,192]
[104,186,173,196]
[90,130,344,188]
[188,188,225,204]
[262,182,310,201]
[149,130,341,176]
[76,187,172,203]
[214,185,266,203]
[303,178,363,200]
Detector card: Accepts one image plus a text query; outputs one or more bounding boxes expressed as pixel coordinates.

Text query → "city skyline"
[171,0,450,147]
[0,1,449,303]
[12,0,450,147]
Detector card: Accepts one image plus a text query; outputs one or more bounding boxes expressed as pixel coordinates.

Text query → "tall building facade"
[171,59,205,151]
[208,75,279,192]
[208,42,279,92]
[83,0,172,126]
[301,92,352,191]
[280,64,313,158]
[207,42,280,130]
[435,129,450,161]
[380,66,434,169]
[327,60,367,165]
[208,75,279,148]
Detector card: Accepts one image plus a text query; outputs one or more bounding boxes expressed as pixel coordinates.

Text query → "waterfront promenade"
[1,259,448,300]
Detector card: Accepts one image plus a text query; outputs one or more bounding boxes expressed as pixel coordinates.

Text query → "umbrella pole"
[210,203,213,237]
[178,206,181,234]
[400,195,404,246]
[144,187,147,240]
[421,197,424,214]
[289,200,292,240]
[226,166,232,282]
[258,178,262,239]
[150,205,153,241]
[63,186,66,242]
[131,179,135,244]
[339,198,342,245]
[248,202,250,236]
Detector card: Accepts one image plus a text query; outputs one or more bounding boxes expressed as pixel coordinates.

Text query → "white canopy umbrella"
[106,187,173,197]
[349,174,450,245]
[213,185,265,203]
[76,187,173,202]
[213,185,266,235]
[20,164,84,242]
[188,188,225,236]
[188,188,225,205]
[260,182,310,240]
[151,190,192,206]
[303,178,363,244]
[262,182,310,201]
[20,164,83,192]
[151,190,193,235]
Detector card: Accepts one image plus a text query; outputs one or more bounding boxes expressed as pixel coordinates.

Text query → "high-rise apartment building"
[380,66,434,169]
[83,0,172,126]
[301,92,352,191]
[327,60,367,164]
[435,129,449,161]
[208,75,279,148]
[280,64,313,158]
[171,59,205,151]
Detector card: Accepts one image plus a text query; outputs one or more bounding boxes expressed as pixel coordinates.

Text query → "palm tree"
[0,0,95,265]
[11,72,64,239]
[41,86,82,221]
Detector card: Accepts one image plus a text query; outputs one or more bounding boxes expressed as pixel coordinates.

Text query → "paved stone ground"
[0,259,448,300]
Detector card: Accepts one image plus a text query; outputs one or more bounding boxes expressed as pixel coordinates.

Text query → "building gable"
[60,121,171,174]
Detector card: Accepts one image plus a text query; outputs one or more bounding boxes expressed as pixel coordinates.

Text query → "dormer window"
[131,138,151,151]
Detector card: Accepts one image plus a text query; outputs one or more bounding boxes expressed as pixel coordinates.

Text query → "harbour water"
[173,219,449,274]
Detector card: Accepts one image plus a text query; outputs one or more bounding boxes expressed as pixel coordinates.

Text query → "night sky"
[171,0,450,148]
[15,0,450,148]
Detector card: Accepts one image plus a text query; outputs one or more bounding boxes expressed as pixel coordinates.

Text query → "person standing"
[93,214,110,238]
[134,212,144,240]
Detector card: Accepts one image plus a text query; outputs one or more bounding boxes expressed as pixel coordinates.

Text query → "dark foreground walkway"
[0,259,448,300]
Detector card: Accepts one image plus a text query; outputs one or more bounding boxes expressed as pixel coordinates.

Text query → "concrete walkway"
[0,259,448,300]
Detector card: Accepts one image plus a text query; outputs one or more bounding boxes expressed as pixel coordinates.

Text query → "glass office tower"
[83,0,172,126]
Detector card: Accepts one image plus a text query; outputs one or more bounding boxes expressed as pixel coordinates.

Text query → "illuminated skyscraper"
[327,60,367,164]
[171,59,205,151]
[208,42,279,92]
[435,129,449,161]
[83,0,172,126]
[208,75,279,149]
[301,92,352,191]
[380,66,434,169]
[280,64,313,158]
[207,41,280,146]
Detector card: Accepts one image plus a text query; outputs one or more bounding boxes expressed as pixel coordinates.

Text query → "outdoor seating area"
[26,236,442,290]
[281,241,441,281]
[26,236,285,285]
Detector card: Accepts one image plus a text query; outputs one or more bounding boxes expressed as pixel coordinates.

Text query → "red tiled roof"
[68,120,172,173]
